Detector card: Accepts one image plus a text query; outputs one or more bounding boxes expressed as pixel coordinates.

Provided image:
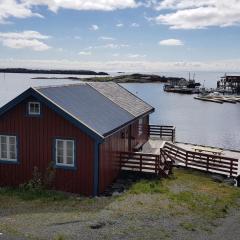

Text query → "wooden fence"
[148,125,176,142]
[120,151,173,177]
[163,142,238,177]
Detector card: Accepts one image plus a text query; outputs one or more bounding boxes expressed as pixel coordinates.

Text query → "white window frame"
[55,139,75,168]
[28,101,41,115]
[0,135,17,162]
[138,118,143,136]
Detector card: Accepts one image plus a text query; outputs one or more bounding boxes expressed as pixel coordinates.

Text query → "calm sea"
[0,72,240,150]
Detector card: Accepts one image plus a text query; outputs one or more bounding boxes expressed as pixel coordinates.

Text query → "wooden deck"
[120,125,240,179]
[143,139,240,177]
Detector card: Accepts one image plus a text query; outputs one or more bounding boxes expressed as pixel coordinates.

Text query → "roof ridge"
[35,82,86,90]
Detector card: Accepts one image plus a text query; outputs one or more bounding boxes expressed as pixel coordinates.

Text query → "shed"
[0,82,154,196]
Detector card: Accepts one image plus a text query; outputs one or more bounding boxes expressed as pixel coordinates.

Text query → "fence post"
[206,156,209,172]
[230,159,233,177]
[186,151,188,167]
[160,126,162,139]
[140,154,142,172]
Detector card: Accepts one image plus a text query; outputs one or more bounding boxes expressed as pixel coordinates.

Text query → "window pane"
[9,137,16,145]
[57,148,63,157]
[30,104,35,113]
[66,156,73,165]
[1,151,7,159]
[10,151,16,160]
[35,104,40,113]
[66,141,73,157]
[1,136,6,144]
[9,144,15,152]
[1,143,7,152]
[57,156,64,164]
[57,140,64,149]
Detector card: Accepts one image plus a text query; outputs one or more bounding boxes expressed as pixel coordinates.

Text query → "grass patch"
[0,187,69,201]
[128,168,240,221]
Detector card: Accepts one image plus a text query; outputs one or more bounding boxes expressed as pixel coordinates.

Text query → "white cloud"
[112,53,120,57]
[159,39,184,46]
[116,23,124,27]
[78,51,92,56]
[128,54,146,58]
[152,0,240,29]
[74,36,82,40]
[131,22,140,27]
[0,0,138,23]
[89,24,99,31]
[99,36,115,41]
[102,43,129,49]
[0,0,43,24]
[0,30,51,51]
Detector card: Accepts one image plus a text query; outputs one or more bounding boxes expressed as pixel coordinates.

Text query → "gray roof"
[89,82,153,117]
[36,82,154,137]
[37,84,132,136]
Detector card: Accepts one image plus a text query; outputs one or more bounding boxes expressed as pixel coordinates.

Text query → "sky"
[0,0,240,72]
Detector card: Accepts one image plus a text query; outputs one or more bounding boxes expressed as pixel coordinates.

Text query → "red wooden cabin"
[0,82,154,196]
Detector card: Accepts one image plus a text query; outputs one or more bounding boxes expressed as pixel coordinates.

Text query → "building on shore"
[217,75,240,94]
[0,82,154,196]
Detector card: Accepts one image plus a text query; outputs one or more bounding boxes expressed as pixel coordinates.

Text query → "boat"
[194,96,223,104]
[163,73,201,94]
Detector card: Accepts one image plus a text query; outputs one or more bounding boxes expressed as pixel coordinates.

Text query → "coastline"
[31,73,184,83]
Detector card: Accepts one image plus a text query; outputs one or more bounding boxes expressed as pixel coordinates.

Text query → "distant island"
[0,68,108,76]
[32,73,184,83]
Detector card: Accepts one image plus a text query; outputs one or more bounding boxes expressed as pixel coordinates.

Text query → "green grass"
[128,169,240,221]
[0,187,69,201]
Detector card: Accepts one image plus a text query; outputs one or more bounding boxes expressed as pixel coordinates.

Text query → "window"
[138,118,143,136]
[28,102,41,115]
[0,135,17,162]
[55,139,75,168]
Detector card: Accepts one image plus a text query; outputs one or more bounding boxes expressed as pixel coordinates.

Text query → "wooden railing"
[148,125,176,142]
[120,151,173,177]
[163,142,238,177]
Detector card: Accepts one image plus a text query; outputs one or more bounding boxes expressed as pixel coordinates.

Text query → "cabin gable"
[0,95,95,196]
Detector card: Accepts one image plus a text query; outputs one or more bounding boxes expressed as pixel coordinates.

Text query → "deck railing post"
[140,154,142,172]
[230,159,233,177]
[186,151,188,167]
[206,156,209,172]
[160,126,162,139]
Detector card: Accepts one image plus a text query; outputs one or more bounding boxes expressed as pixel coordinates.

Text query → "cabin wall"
[99,115,149,193]
[0,97,95,196]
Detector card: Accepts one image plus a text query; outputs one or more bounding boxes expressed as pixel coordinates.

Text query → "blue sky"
[0,0,240,72]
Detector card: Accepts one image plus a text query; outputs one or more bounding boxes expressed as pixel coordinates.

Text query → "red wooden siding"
[99,115,149,193]
[0,97,95,196]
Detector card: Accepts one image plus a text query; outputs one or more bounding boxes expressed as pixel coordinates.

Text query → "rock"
[112,191,121,196]
[224,178,236,186]
[211,174,225,183]
[90,222,106,229]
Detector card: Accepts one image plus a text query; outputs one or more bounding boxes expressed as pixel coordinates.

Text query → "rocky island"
[0,68,108,76]
[31,73,184,83]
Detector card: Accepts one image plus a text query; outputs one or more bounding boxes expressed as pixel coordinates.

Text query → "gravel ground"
[1,169,240,240]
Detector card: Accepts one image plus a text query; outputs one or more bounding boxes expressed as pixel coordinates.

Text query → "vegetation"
[0,168,240,240]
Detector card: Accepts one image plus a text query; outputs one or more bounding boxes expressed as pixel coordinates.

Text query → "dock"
[194,95,240,104]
